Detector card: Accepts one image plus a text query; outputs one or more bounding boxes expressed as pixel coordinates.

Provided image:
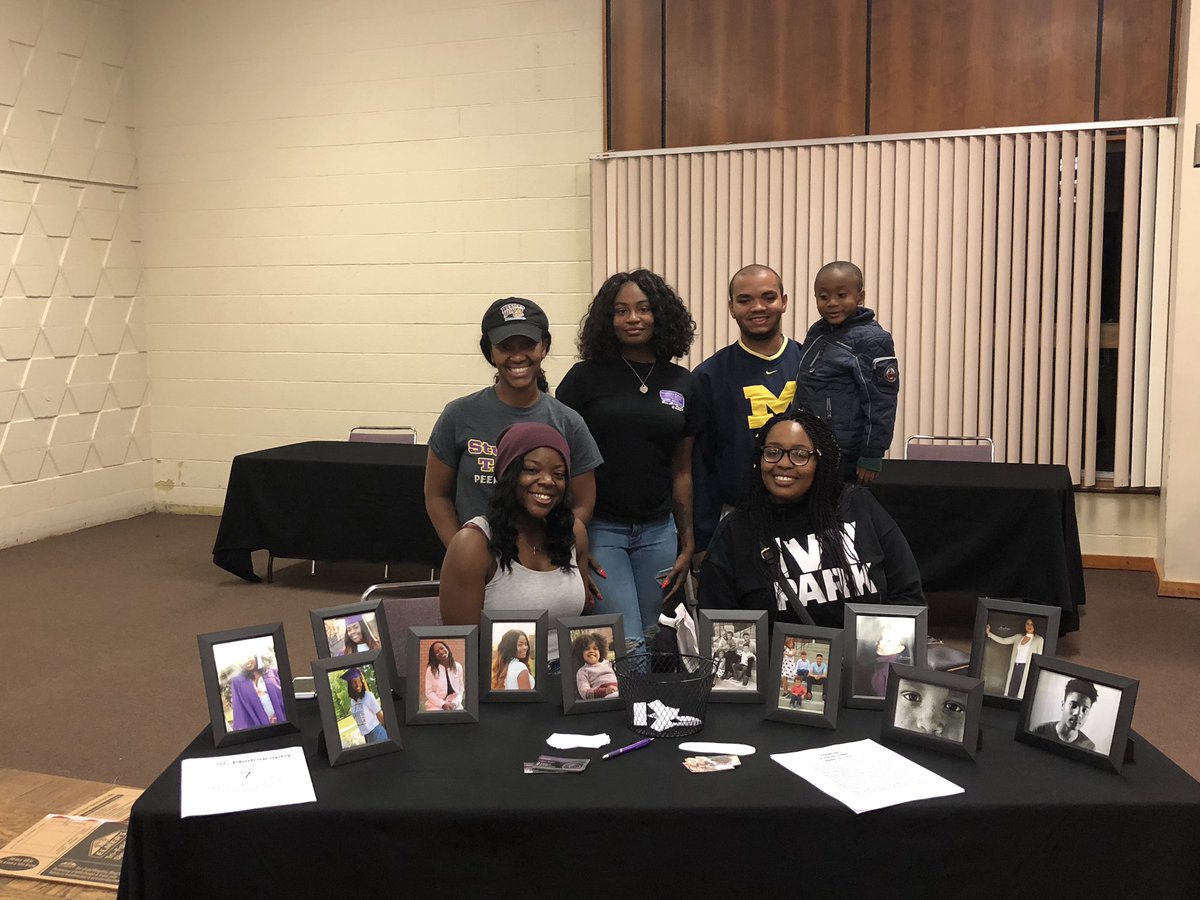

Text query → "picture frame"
[881,664,984,759]
[968,598,1061,708]
[479,610,549,702]
[843,603,928,709]
[405,626,479,725]
[311,651,402,765]
[308,599,398,683]
[557,614,626,714]
[197,622,299,747]
[1016,656,1138,773]
[698,610,768,703]
[765,624,843,729]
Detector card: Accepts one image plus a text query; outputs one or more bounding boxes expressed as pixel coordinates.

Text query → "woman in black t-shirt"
[557,270,700,650]
[698,408,924,631]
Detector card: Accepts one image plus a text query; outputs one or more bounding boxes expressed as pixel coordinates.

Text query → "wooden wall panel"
[605,0,1178,151]
[608,0,663,150]
[871,0,1099,134]
[663,0,867,148]
[1099,0,1177,119]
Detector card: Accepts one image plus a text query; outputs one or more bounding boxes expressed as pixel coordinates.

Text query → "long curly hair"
[576,269,696,361]
[744,409,852,590]
[479,333,552,393]
[486,452,576,573]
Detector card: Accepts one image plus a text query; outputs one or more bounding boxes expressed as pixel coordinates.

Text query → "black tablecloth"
[212,441,444,582]
[119,684,1200,899]
[870,460,1086,631]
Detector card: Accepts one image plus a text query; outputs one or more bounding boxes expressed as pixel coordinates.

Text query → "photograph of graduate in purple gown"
[213,635,288,732]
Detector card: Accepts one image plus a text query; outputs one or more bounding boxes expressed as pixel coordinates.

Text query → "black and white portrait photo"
[1027,671,1120,756]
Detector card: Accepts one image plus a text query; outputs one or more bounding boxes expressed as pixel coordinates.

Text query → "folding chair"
[904,434,995,462]
[361,580,442,675]
[348,426,418,444]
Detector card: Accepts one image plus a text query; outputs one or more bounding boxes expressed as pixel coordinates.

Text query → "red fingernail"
[661,580,670,588]
[598,569,607,577]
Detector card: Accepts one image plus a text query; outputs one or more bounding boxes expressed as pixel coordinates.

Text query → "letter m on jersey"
[743,381,797,429]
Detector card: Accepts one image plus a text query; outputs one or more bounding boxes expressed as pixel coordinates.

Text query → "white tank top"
[468,517,585,661]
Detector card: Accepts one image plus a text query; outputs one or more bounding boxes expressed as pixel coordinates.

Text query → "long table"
[870,460,1086,632]
[212,441,444,582]
[210,446,1085,635]
[118,686,1200,898]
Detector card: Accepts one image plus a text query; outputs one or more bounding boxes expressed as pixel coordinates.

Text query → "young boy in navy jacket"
[794,261,900,484]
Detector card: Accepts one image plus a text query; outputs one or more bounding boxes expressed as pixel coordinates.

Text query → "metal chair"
[361,580,442,675]
[349,426,417,444]
[904,434,995,462]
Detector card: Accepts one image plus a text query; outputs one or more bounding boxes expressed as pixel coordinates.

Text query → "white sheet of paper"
[180,747,316,818]
[546,733,610,749]
[771,739,964,814]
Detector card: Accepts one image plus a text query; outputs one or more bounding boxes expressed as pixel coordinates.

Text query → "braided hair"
[744,409,853,589]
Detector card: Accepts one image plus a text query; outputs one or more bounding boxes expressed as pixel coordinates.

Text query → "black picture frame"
[968,598,1061,708]
[197,622,299,747]
[1016,656,1139,773]
[557,614,626,714]
[843,603,929,709]
[765,624,843,729]
[311,651,402,766]
[479,610,549,702]
[405,625,479,725]
[698,610,768,703]
[881,664,984,759]
[308,599,398,684]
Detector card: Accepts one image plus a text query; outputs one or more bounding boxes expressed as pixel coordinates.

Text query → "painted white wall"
[1075,493,1159,559]
[0,0,1180,567]
[0,0,150,549]
[132,0,604,512]
[1160,0,1200,587]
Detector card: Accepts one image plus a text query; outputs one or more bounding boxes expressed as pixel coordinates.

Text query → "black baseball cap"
[481,297,550,344]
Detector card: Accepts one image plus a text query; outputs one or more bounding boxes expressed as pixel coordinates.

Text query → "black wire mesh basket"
[611,652,718,738]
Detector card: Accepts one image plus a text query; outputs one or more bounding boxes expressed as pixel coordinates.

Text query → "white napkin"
[546,733,611,750]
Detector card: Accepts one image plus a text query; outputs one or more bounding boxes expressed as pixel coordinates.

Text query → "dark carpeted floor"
[1,513,1196,786]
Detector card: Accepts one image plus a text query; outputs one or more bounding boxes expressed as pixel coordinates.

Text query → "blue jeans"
[363,723,389,744]
[588,515,678,651]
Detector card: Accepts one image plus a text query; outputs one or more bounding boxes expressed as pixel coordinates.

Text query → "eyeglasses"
[761,445,820,466]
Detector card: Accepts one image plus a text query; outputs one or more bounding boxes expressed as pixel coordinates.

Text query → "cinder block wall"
[0,0,149,548]
[134,0,604,512]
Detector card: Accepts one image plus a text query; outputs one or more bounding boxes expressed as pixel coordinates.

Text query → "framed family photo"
[309,599,397,681]
[312,651,401,765]
[699,610,768,703]
[197,622,298,747]
[969,598,1061,708]
[480,610,548,702]
[1016,657,1138,773]
[881,665,984,759]
[765,624,843,729]
[558,614,626,714]
[405,626,479,725]
[844,603,928,709]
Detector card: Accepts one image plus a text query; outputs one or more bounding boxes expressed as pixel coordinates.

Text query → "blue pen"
[602,738,654,759]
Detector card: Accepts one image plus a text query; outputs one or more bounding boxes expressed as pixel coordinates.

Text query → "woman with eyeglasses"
[697,408,923,630]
